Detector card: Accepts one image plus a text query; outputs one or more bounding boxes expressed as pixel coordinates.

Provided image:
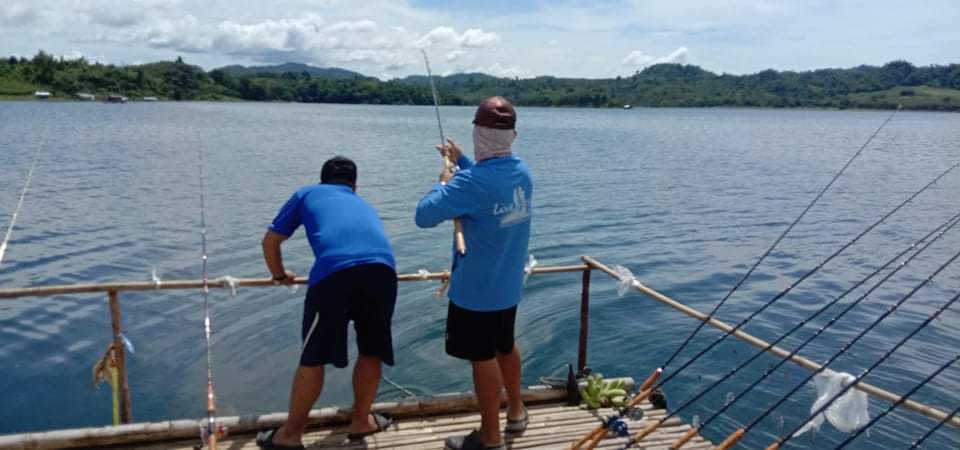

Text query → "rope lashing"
[92,342,122,425]
[719,246,960,450]
[666,209,960,449]
[833,354,959,449]
[767,288,960,449]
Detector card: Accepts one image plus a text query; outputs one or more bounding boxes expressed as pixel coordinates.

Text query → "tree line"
[2,51,958,111]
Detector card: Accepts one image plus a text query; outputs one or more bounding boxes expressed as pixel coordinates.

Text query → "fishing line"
[579,109,907,450]
[770,288,960,449]
[678,209,960,444]
[651,160,957,390]
[717,246,960,449]
[907,403,960,449]
[646,208,960,447]
[659,106,902,370]
[833,354,958,449]
[0,132,47,266]
[619,162,960,449]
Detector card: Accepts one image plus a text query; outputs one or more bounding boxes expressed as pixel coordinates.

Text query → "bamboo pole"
[0,379,633,450]
[107,290,132,424]
[577,269,591,376]
[0,264,589,300]
[581,255,960,429]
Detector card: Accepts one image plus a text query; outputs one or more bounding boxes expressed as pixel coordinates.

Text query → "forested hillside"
[2,51,958,111]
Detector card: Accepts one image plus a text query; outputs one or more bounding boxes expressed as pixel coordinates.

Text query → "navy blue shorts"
[300,263,397,368]
[445,302,517,361]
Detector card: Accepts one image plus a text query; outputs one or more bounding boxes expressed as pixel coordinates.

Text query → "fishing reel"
[195,421,228,449]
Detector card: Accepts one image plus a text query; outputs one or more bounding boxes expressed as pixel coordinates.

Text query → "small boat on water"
[76,93,96,101]
[142,96,158,102]
[623,104,633,109]
[106,95,128,103]
[34,91,51,100]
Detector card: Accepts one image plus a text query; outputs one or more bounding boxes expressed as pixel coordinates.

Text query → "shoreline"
[1,97,955,113]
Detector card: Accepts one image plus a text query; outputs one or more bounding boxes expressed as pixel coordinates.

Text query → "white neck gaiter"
[473,126,516,162]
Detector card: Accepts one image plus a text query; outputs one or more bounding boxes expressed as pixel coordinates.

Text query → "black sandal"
[346,412,393,440]
[256,428,305,450]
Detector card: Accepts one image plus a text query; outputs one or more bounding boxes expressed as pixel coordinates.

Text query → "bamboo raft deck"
[0,379,715,450]
[148,402,714,450]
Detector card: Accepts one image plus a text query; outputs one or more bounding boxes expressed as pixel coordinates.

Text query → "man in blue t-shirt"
[416,96,533,450]
[257,156,396,450]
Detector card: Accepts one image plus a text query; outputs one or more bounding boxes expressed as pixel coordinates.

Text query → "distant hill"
[216,62,367,79]
[2,51,958,110]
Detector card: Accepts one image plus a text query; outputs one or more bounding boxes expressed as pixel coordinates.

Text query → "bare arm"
[262,230,296,285]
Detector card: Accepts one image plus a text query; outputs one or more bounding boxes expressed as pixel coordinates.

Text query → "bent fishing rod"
[573,106,904,449]
[664,207,960,449]
[421,49,466,256]
[764,287,960,450]
[717,246,960,450]
[833,354,958,449]
[908,403,960,450]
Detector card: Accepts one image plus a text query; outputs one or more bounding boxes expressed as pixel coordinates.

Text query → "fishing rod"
[766,288,960,450]
[654,105,903,370]
[421,49,466,256]
[196,144,223,449]
[0,132,46,265]
[673,208,960,449]
[833,354,958,449]
[573,107,904,449]
[908,403,960,449]
[608,161,958,449]
[716,246,960,450]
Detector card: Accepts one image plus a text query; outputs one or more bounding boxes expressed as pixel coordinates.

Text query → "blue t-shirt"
[270,184,396,287]
[415,155,533,312]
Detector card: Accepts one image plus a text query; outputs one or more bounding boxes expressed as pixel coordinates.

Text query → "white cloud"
[480,62,528,78]
[415,26,500,49]
[444,49,465,62]
[323,20,376,34]
[623,46,688,68]
[0,3,43,28]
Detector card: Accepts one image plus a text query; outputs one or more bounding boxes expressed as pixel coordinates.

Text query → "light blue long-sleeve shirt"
[416,155,533,312]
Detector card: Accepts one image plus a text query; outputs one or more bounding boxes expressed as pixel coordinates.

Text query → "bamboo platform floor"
[151,402,716,450]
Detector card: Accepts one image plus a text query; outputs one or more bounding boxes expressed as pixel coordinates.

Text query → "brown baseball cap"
[473,96,516,130]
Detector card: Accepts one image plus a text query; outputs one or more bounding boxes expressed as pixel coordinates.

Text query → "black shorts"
[445,302,517,361]
[300,263,397,368]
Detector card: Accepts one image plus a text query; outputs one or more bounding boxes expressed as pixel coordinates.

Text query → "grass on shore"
[848,85,960,109]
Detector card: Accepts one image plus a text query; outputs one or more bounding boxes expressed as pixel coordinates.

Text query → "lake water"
[0,102,958,449]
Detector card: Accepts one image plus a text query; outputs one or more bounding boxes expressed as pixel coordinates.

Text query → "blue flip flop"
[347,412,393,440]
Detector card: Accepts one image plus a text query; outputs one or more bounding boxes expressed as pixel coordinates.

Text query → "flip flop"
[256,428,305,450]
[346,412,393,440]
[505,408,529,434]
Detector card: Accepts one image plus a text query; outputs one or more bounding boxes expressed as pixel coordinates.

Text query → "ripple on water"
[1,104,958,449]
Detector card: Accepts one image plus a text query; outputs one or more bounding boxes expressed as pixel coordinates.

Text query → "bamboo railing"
[0,256,956,435]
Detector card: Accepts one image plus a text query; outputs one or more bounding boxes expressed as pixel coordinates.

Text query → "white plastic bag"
[523,254,538,284]
[793,370,869,438]
[613,265,636,297]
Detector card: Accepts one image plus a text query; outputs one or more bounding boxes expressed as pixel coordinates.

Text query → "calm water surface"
[0,103,958,449]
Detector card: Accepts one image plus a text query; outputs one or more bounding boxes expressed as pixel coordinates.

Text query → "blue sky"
[0,0,957,79]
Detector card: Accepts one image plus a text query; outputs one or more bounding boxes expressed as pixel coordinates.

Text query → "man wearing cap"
[416,96,533,450]
[257,156,397,450]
